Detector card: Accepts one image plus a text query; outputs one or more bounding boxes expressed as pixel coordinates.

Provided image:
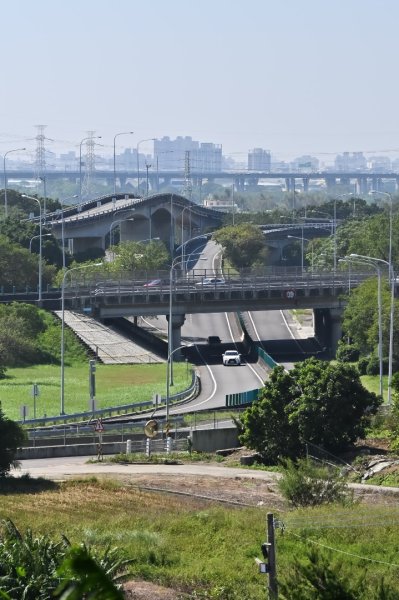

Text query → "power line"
[288,530,399,568]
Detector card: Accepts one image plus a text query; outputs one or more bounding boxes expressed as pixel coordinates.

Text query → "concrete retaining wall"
[190,428,239,453]
[17,427,240,459]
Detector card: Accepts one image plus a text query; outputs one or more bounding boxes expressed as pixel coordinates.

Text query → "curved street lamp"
[57,194,78,270]
[3,147,26,217]
[166,342,194,425]
[60,262,102,414]
[350,252,393,404]
[22,194,42,302]
[344,255,383,399]
[136,138,155,194]
[113,131,134,196]
[288,234,312,271]
[29,233,52,253]
[109,217,134,248]
[369,191,394,404]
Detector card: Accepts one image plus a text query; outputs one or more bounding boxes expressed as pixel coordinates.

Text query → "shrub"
[336,341,360,362]
[366,355,380,376]
[277,458,352,508]
[357,356,369,374]
[0,519,127,599]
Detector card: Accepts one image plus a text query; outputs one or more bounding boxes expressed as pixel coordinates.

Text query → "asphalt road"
[16,455,278,482]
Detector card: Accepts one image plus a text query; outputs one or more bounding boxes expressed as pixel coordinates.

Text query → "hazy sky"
[1,0,398,164]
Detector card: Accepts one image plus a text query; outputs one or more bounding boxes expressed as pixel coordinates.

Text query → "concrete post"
[166,313,186,359]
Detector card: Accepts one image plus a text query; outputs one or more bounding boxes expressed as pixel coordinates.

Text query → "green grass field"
[1,478,399,599]
[0,363,191,421]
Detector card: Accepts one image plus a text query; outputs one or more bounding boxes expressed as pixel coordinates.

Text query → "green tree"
[212,222,268,269]
[0,409,25,476]
[109,239,170,272]
[240,359,380,463]
[342,277,399,361]
[0,235,56,290]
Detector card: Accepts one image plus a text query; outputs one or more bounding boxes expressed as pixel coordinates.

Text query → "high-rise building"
[334,152,367,171]
[248,148,271,171]
[154,136,222,172]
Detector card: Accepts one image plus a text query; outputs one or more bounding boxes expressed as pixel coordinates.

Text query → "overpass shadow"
[258,336,327,363]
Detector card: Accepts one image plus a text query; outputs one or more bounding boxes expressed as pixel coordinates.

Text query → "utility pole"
[255,513,278,599]
[267,513,278,599]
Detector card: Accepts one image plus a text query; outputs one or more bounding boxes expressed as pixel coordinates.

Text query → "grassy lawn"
[360,374,389,398]
[0,363,191,421]
[1,478,399,598]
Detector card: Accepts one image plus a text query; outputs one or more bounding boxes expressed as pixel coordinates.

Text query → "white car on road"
[222,350,241,366]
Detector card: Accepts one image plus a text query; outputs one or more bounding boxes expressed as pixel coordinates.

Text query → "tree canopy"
[240,359,380,463]
[0,406,25,475]
[342,277,399,360]
[212,222,267,269]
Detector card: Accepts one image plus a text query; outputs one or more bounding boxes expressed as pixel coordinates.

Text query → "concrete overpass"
[6,168,399,193]
[61,268,373,356]
[47,192,224,254]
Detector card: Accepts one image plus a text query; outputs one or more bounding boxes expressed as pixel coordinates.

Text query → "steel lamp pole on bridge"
[287,234,313,272]
[136,138,155,195]
[22,194,43,302]
[113,131,134,196]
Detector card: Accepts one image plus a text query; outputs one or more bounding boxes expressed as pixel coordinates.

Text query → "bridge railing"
[0,266,382,296]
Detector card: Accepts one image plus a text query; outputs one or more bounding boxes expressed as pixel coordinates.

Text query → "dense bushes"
[277,458,352,508]
[0,303,87,370]
[239,359,380,464]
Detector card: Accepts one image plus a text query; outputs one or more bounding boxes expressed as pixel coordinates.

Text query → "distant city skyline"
[2,127,399,169]
[1,1,398,164]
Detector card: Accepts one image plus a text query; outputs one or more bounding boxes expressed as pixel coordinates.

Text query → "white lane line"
[280,309,296,340]
[247,311,262,342]
[224,312,265,386]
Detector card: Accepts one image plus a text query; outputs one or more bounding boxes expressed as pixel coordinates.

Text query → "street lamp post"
[136,138,155,195]
[231,184,235,226]
[3,147,26,217]
[145,162,151,197]
[345,255,384,399]
[109,217,135,248]
[369,190,394,405]
[155,150,173,192]
[29,233,52,253]
[166,343,194,425]
[180,205,192,270]
[60,263,102,415]
[57,194,78,270]
[22,194,42,302]
[288,234,313,271]
[79,135,102,204]
[113,131,134,196]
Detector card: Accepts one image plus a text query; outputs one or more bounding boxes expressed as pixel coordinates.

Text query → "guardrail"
[226,388,259,407]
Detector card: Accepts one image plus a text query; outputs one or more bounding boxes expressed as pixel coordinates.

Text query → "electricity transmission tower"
[81,131,97,200]
[183,150,193,199]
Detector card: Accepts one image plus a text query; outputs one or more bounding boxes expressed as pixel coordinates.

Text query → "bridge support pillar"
[166,313,186,359]
[314,307,343,357]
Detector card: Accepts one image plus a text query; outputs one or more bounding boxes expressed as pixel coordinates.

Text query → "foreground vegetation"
[1,477,399,599]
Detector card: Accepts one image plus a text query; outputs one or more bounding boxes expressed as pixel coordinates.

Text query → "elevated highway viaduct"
[63,269,372,357]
